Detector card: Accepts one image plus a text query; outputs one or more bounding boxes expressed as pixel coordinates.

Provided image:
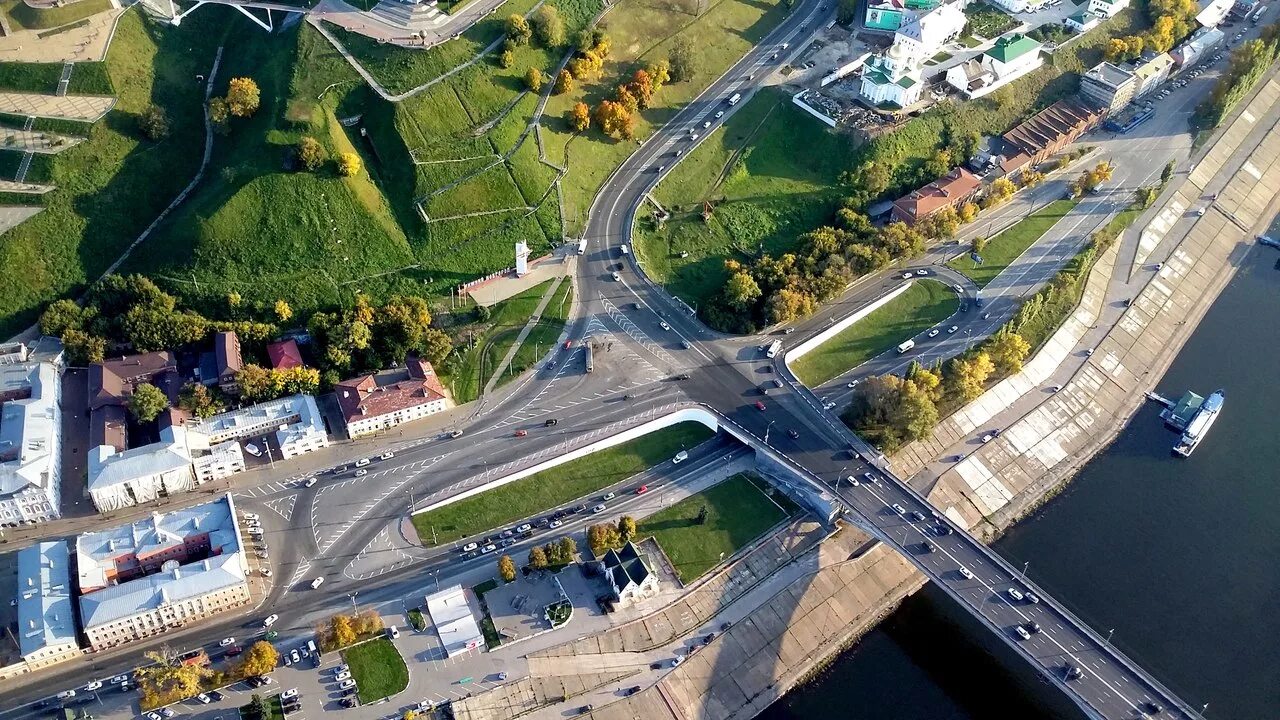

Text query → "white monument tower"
[515,240,530,276]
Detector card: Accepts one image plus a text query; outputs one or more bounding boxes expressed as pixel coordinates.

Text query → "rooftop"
[1083,61,1137,89]
[987,34,1042,64]
[16,541,76,657]
[79,552,246,630]
[892,166,982,220]
[335,357,448,424]
[265,340,304,370]
[87,425,193,493]
[194,394,327,448]
[1,363,60,500]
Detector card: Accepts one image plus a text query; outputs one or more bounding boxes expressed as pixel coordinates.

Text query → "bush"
[139,105,170,141]
[297,137,325,171]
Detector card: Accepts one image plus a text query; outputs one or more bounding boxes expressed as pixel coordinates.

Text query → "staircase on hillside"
[15,151,33,183]
[369,0,446,31]
[56,62,73,97]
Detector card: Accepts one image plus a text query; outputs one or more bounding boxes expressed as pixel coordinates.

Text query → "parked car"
[340,679,356,690]
[244,443,262,457]
[281,687,299,700]
[379,451,394,460]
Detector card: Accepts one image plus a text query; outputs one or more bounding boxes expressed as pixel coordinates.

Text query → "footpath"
[481,274,568,396]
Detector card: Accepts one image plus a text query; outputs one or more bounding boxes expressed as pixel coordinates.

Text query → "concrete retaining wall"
[782,280,914,367]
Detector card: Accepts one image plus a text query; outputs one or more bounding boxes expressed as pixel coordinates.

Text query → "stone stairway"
[369,0,446,31]
[56,62,73,97]
[15,151,33,182]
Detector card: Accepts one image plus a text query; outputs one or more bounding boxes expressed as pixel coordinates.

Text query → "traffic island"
[342,638,408,705]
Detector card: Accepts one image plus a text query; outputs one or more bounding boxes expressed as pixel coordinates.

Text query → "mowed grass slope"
[791,279,959,387]
[638,473,793,581]
[947,199,1078,288]
[411,422,715,545]
[0,8,226,338]
[635,89,855,310]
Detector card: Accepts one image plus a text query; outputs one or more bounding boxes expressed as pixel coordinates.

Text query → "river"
[757,242,1280,719]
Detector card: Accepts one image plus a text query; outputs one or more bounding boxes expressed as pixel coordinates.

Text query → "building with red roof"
[335,356,452,438]
[265,340,304,370]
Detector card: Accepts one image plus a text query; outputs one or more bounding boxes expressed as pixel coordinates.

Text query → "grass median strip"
[947,198,1078,288]
[637,473,794,582]
[791,279,958,387]
[343,638,408,704]
[412,421,715,545]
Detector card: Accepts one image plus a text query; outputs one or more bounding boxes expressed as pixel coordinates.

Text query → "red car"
[635,485,649,495]
[754,401,766,411]
[515,429,528,437]
[564,339,574,349]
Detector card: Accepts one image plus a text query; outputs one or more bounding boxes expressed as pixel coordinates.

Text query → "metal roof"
[79,552,247,629]
[16,541,76,657]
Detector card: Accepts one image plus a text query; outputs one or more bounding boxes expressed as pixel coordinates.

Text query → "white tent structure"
[426,585,484,658]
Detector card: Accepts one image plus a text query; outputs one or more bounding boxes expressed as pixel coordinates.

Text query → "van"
[620,244,629,255]
[307,640,318,656]
[896,339,915,354]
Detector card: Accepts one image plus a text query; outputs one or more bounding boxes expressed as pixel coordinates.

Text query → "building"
[986,0,1029,13]
[0,342,29,366]
[861,2,967,107]
[1130,52,1174,97]
[199,331,242,395]
[891,166,983,225]
[1,355,63,527]
[13,541,80,672]
[76,495,250,651]
[89,351,179,453]
[1080,61,1138,112]
[336,357,451,439]
[997,99,1104,175]
[425,585,484,657]
[88,422,197,512]
[1172,27,1224,67]
[193,394,329,460]
[1197,0,1234,26]
[945,34,1044,99]
[864,0,942,32]
[1087,0,1129,18]
[1064,11,1102,32]
[265,339,304,370]
[602,543,659,606]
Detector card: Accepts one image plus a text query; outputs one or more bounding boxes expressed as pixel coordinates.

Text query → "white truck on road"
[765,340,783,358]
[896,339,915,354]
[577,238,587,255]
[728,92,742,106]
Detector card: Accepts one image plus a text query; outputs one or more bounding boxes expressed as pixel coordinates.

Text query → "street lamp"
[348,591,359,614]
[1022,560,1030,579]
[764,420,775,445]
[1105,628,1114,645]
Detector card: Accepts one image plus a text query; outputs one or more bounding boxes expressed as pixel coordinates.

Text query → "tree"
[554,68,574,94]
[723,271,762,312]
[988,329,1031,375]
[921,148,951,182]
[499,48,515,69]
[140,104,170,141]
[627,69,655,108]
[39,298,88,337]
[958,201,979,224]
[421,328,453,367]
[63,329,106,365]
[1161,160,1176,184]
[209,97,229,126]
[669,36,698,82]
[134,648,212,706]
[179,382,222,419]
[595,100,634,138]
[122,306,207,352]
[587,523,621,556]
[297,137,325,171]
[249,694,272,720]
[498,555,517,582]
[1020,170,1045,189]
[892,379,939,441]
[985,177,1016,206]
[647,59,671,92]
[972,235,988,254]
[836,0,859,23]
[505,14,532,45]
[525,66,544,92]
[945,352,996,402]
[338,152,362,177]
[237,641,279,678]
[568,101,591,132]
[615,84,639,114]
[236,364,274,403]
[558,536,577,563]
[226,77,260,117]
[617,515,637,541]
[1146,15,1176,53]
[1104,37,1129,62]
[528,545,548,570]
[128,383,169,423]
[765,288,818,324]
[531,5,565,46]
[695,505,708,525]
[274,299,293,323]
[331,614,357,649]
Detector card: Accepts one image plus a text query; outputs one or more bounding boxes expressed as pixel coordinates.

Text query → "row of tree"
[586,516,638,556]
[134,641,279,709]
[496,535,580,581]
[308,293,452,387]
[1194,21,1280,129]
[296,136,362,177]
[315,608,384,652]
[1068,161,1115,198]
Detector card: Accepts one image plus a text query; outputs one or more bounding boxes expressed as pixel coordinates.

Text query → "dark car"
[341,698,357,708]
[787,428,799,439]
[1065,664,1083,680]
[579,705,594,715]
[625,686,641,696]
[675,373,691,380]
[208,690,225,702]
[1141,702,1162,715]
[544,418,558,426]
[921,541,935,554]
[909,511,926,522]
[1024,621,1041,634]
[224,645,242,657]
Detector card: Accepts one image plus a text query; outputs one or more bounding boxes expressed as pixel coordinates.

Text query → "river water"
[758,243,1280,719]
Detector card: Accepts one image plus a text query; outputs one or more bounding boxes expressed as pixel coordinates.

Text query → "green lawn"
[1,0,112,30]
[411,421,715,545]
[0,61,63,93]
[495,279,573,388]
[446,278,564,403]
[947,199,1078,288]
[963,2,1017,38]
[635,88,854,311]
[638,473,794,582]
[343,638,408,704]
[959,35,984,48]
[0,7,227,339]
[791,279,958,387]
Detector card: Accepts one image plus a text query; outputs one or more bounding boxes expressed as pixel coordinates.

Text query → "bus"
[1251,4,1266,22]
[728,92,742,106]
[585,341,594,373]
[765,340,783,358]
[896,339,915,354]
[577,238,587,255]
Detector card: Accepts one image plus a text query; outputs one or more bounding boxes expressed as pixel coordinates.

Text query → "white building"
[190,440,246,483]
[87,425,197,513]
[986,0,1029,14]
[946,33,1044,98]
[12,541,80,673]
[336,357,451,439]
[861,2,967,108]
[76,495,250,651]
[1197,0,1234,25]
[1087,0,1129,18]
[602,543,660,606]
[1065,10,1102,32]
[193,394,330,460]
[425,585,484,657]
[1,360,62,527]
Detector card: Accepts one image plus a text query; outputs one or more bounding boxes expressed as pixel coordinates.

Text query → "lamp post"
[764,420,775,445]
[348,591,359,614]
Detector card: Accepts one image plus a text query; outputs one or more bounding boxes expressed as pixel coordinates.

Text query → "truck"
[577,238,587,255]
[1251,4,1266,22]
[585,342,594,373]
[728,92,742,106]
[896,339,915,354]
[765,340,782,358]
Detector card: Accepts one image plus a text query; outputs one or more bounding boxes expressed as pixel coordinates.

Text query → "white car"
[146,713,162,720]
[1006,587,1025,602]
[1014,625,1031,641]
[220,637,236,646]
[310,576,325,589]
[981,433,993,443]
[673,450,688,464]
[340,679,356,690]
[281,688,299,700]
[260,568,272,577]
[715,110,724,118]
[290,649,300,665]
[480,544,497,554]
[355,458,371,467]
[462,542,479,552]
[263,614,279,627]
[958,566,974,580]
[84,681,103,692]
[602,492,616,501]
[56,690,77,700]
[549,519,563,529]
[160,709,175,718]
[823,402,836,410]
[304,477,317,488]
[702,120,711,129]
[846,379,859,388]
[915,269,928,276]
[891,503,906,515]
[901,272,914,279]
[110,675,129,684]
[335,664,349,674]
[355,469,368,477]
[927,329,940,338]
[380,451,395,460]
[847,475,859,486]
[335,671,351,682]
[515,524,531,533]
[243,512,259,521]
[244,443,262,457]
[689,133,699,141]
[612,272,621,281]
[659,321,671,331]
[197,693,212,704]
[592,504,607,514]
[948,325,958,334]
